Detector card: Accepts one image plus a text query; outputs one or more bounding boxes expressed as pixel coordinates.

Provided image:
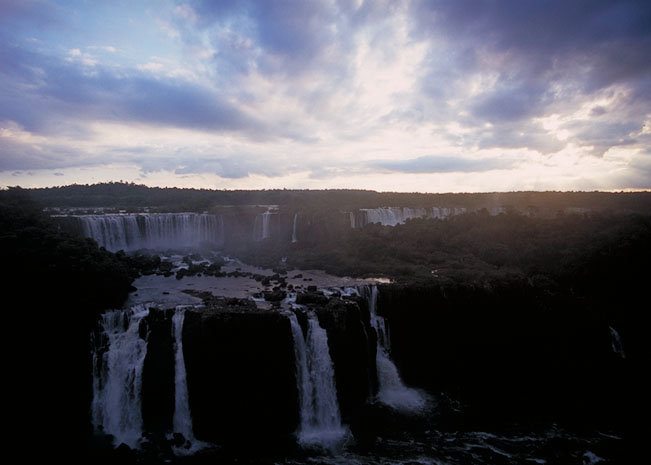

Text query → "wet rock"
[159,261,173,272]
[263,290,287,302]
[296,291,329,306]
[182,300,298,443]
[141,308,175,433]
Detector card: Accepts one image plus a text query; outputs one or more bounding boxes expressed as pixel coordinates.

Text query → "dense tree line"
[1,187,136,316]
[26,182,651,213]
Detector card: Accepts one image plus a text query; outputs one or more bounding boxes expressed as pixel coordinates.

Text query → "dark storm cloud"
[411,0,651,93]
[373,155,514,174]
[188,0,333,54]
[410,0,651,155]
[471,81,550,123]
[474,123,567,155]
[0,42,261,136]
[180,0,361,76]
[411,0,651,72]
[0,138,87,171]
[562,120,641,156]
[0,0,62,30]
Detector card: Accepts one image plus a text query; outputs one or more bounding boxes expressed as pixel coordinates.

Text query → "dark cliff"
[375,282,649,430]
[181,299,298,445]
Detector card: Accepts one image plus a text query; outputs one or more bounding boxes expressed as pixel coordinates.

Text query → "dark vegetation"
[30,181,651,213]
[237,209,651,290]
[0,187,140,460]
[1,187,137,316]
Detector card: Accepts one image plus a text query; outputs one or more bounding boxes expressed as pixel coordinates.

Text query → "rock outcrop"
[181,298,298,445]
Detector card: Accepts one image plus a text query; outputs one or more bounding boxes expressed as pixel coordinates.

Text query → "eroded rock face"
[141,308,175,434]
[182,298,298,444]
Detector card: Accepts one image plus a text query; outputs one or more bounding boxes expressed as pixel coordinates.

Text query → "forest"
[28,182,651,214]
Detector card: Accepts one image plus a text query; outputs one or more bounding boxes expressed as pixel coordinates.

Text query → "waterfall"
[362,285,425,412]
[286,312,346,448]
[91,305,150,448]
[170,308,200,449]
[609,326,626,359]
[262,211,272,239]
[76,213,224,251]
[254,210,275,240]
[292,213,298,243]
[431,207,453,219]
[360,207,429,227]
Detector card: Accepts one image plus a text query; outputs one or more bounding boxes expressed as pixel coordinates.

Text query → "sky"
[1,0,650,192]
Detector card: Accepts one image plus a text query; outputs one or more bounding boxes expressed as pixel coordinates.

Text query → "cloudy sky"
[1,0,650,192]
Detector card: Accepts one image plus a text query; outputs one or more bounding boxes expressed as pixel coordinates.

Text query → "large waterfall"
[91,305,149,448]
[77,213,224,251]
[287,311,347,448]
[362,285,426,412]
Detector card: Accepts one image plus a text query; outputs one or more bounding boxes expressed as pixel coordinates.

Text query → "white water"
[609,326,626,359]
[254,209,275,240]
[430,207,467,219]
[170,308,202,453]
[363,207,428,226]
[287,312,347,448]
[78,213,224,251]
[355,207,468,227]
[292,213,298,243]
[262,211,272,239]
[91,305,150,448]
[363,285,426,412]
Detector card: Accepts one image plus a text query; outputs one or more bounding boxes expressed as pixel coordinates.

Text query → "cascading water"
[262,211,272,239]
[362,207,428,226]
[91,304,150,448]
[286,311,347,448]
[292,213,298,243]
[254,210,275,240]
[78,213,224,251]
[362,285,426,412]
[609,326,626,359]
[171,307,202,452]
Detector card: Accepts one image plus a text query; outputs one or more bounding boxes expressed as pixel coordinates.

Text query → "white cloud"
[137,61,164,72]
[174,3,199,24]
